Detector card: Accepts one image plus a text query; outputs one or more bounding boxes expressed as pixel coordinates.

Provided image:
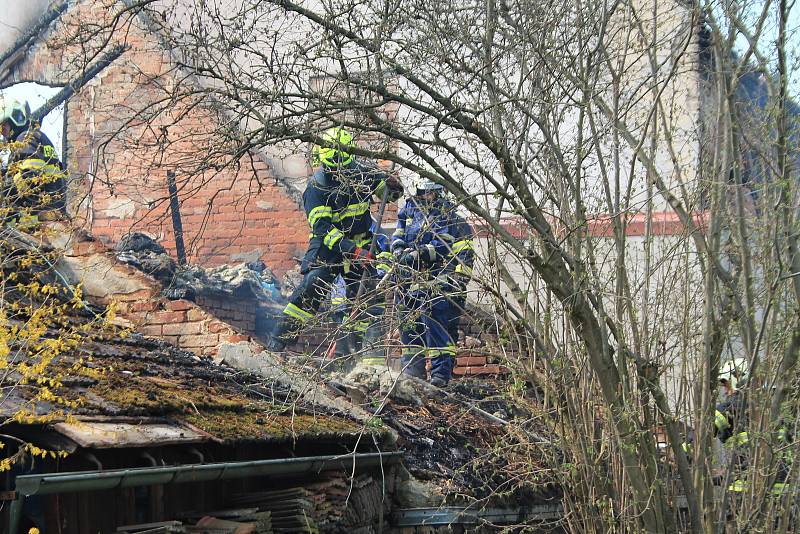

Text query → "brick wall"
[7,0,309,276]
[63,235,260,359]
[65,231,507,376]
[7,2,507,378]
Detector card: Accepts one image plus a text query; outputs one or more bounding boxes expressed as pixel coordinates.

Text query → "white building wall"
[0,0,52,56]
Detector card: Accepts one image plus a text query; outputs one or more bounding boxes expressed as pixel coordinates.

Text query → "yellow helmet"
[316,127,353,167]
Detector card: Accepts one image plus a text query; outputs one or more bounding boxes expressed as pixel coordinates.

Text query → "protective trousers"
[399,291,457,381]
[271,263,373,348]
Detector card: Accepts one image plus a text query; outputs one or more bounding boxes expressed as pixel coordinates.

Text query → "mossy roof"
[11,332,369,445]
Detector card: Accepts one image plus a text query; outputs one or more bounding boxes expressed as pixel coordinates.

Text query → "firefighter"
[267,127,402,351]
[392,178,474,386]
[0,97,66,227]
[331,223,391,361]
[714,358,793,496]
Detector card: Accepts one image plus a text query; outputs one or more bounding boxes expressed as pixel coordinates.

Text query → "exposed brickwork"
[8,2,505,378]
[59,231,264,358]
[7,0,309,276]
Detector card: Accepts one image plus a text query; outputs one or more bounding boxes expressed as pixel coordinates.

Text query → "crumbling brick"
[456,356,486,366]
[208,321,232,334]
[165,299,194,311]
[131,300,159,312]
[186,308,207,322]
[162,322,204,336]
[223,334,250,344]
[148,310,187,324]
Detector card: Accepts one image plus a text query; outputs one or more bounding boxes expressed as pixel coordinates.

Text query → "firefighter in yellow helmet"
[267,127,402,351]
[0,96,66,227]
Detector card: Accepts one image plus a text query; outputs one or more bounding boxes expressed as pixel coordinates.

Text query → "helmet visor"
[9,107,26,127]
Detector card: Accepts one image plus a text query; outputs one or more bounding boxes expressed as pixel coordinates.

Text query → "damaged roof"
[2,331,370,449]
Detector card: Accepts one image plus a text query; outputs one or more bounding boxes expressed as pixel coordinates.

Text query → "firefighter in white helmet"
[391,177,474,386]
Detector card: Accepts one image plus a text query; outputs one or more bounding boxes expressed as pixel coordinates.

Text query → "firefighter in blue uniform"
[267,127,402,351]
[0,97,66,227]
[392,179,474,386]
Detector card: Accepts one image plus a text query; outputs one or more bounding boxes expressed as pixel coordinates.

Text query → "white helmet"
[0,96,29,137]
[415,178,444,196]
[719,357,749,390]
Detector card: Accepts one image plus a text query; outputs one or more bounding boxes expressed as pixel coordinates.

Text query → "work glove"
[351,246,374,264]
[398,250,420,267]
[399,244,437,267]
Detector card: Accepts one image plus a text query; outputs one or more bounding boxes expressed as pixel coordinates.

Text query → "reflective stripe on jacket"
[302,160,399,269]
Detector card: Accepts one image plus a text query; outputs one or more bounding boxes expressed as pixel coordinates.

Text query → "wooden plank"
[117,520,183,532]
[52,422,206,448]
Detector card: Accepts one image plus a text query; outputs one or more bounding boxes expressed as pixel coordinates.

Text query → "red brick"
[138,325,162,336]
[148,310,187,324]
[165,299,194,311]
[463,364,502,375]
[179,334,220,348]
[186,308,208,322]
[208,321,232,334]
[223,334,250,343]
[131,300,159,312]
[71,241,104,255]
[162,322,204,336]
[456,356,486,366]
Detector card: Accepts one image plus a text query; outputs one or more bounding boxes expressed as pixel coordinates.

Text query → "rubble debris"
[116,232,177,282]
[280,265,303,298]
[328,363,559,504]
[218,343,382,427]
[462,335,482,349]
[394,474,444,508]
[329,361,424,406]
[115,233,286,307]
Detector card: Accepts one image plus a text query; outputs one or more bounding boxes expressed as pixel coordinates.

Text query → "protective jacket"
[269,160,401,349]
[392,197,474,279]
[392,196,474,383]
[715,390,748,444]
[714,389,793,494]
[4,127,66,215]
[303,160,399,271]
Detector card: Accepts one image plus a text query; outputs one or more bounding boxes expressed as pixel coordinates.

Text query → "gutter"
[9,451,401,533]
